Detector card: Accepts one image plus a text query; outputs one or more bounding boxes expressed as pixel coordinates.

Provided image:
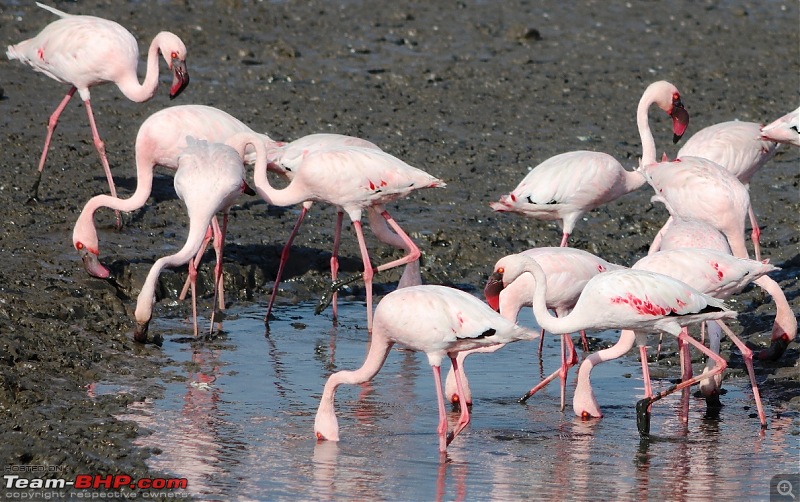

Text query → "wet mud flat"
[0,0,797,495]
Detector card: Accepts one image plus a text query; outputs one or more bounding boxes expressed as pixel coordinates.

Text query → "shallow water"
[108,300,798,501]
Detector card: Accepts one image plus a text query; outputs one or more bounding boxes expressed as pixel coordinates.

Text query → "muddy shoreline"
[1,0,798,493]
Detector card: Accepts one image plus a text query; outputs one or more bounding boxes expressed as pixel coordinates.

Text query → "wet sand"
[0,0,797,489]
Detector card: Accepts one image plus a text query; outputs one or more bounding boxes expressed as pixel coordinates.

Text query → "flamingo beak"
[671,102,690,143]
[79,248,111,279]
[133,320,150,344]
[170,58,190,99]
[483,271,503,311]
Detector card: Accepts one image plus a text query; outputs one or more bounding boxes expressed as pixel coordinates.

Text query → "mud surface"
[1,0,798,491]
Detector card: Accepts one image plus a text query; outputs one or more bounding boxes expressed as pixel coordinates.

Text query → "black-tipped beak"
[170,58,190,99]
[79,249,111,279]
[483,271,504,311]
[134,321,150,344]
[671,103,689,143]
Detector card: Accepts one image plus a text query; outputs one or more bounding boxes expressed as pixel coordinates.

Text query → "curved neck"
[637,91,658,167]
[116,36,162,102]
[245,136,311,207]
[133,214,211,324]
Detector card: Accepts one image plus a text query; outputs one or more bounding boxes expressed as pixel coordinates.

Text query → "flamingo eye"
[673,92,680,101]
[76,242,84,250]
[497,267,504,274]
[171,51,178,59]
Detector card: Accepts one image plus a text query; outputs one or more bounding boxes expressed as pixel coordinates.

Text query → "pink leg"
[579,330,589,352]
[537,328,545,355]
[352,220,375,331]
[677,328,693,423]
[637,333,727,435]
[715,320,767,428]
[432,365,449,452]
[748,205,761,261]
[209,214,227,332]
[83,99,121,229]
[559,232,570,247]
[180,223,214,301]
[187,258,199,337]
[30,88,76,200]
[519,332,578,404]
[330,210,344,321]
[446,356,471,445]
[639,345,652,410]
[372,210,421,274]
[265,205,309,322]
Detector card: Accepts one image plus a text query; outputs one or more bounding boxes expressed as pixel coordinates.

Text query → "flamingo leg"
[209,214,227,333]
[559,232,570,248]
[636,333,727,435]
[30,87,76,201]
[747,205,761,261]
[180,224,214,301]
[446,355,471,446]
[265,205,309,322]
[537,328,545,355]
[715,320,767,428]
[331,210,344,321]
[432,365,449,453]
[83,98,121,229]
[187,258,199,337]
[639,344,652,412]
[372,210,421,274]
[677,328,693,424]
[351,220,375,331]
[579,330,589,352]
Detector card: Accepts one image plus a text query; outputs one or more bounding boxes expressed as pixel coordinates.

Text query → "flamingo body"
[640,156,752,259]
[678,120,778,185]
[133,138,252,342]
[489,80,688,246]
[313,285,536,452]
[8,3,190,202]
[73,105,277,278]
[444,247,623,406]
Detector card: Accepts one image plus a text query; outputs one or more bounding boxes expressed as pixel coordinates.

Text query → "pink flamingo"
[262,133,425,324]
[639,156,754,261]
[654,218,796,362]
[7,2,190,215]
[133,137,255,342]
[760,107,800,147]
[73,105,277,279]
[443,247,623,409]
[494,255,736,435]
[489,80,689,246]
[676,119,781,260]
[251,144,445,331]
[573,248,776,428]
[313,284,537,452]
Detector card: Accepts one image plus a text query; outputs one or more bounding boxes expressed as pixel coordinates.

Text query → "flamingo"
[443,247,624,409]
[573,248,776,428]
[7,2,190,215]
[133,137,255,343]
[654,218,797,362]
[262,133,423,324]
[73,105,278,281]
[639,156,754,261]
[489,80,689,246]
[760,107,800,147]
[676,119,781,260]
[494,255,736,435]
[313,284,537,452]
[250,143,445,331]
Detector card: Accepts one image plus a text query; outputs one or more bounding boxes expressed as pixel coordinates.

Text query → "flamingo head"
[669,93,690,143]
[74,241,110,279]
[133,319,150,344]
[484,268,505,311]
[157,33,190,99]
